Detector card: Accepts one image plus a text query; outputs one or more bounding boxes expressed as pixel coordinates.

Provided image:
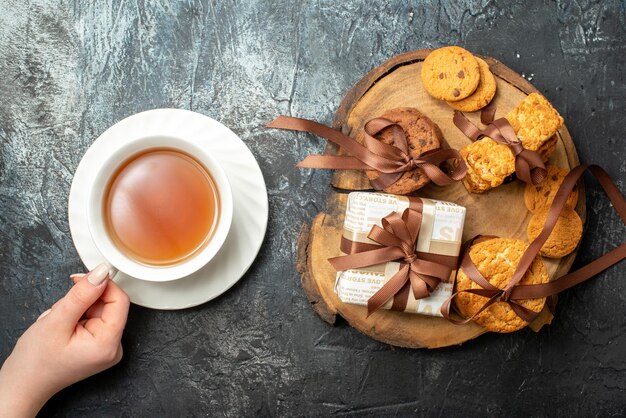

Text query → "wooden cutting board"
[296,49,585,348]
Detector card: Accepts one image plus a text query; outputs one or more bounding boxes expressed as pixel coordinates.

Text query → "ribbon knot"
[404,156,417,170]
[452,102,547,185]
[403,253,417,264]
[329,207,454,316]
[401,156,430,173]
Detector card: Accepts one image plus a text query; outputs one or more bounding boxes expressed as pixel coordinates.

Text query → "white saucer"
[68,109,268,309]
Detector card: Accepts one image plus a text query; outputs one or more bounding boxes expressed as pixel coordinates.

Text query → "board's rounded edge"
[299,214,339,325]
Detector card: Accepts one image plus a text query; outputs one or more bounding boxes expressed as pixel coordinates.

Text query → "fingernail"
[70,273,86,280]
[88,264,109,286]
[37,308,51,321]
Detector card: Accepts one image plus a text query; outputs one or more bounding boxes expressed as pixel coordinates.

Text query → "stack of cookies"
[455,237,550,333]
[525,165,582,258]
[460,93,565,193]
[359,107,446,195]
[421,46,497,112]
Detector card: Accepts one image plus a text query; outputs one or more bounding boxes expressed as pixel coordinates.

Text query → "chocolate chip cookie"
[363,107,444,195]
[421,46,481,101]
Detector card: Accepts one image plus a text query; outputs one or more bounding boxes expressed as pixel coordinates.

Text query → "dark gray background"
[0,0,624,416]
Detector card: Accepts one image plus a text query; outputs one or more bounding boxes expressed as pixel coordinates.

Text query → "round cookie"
[524,165,579,213]
[527,206,583,258]
[421,46,481,101]
[447,57,497,112]
[364,107,443,195]
[455,238,549,333]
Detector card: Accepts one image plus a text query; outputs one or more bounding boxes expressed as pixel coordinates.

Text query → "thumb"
[51,264,110,330]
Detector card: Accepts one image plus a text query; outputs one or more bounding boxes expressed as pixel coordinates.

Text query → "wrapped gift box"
[334,192,466,317]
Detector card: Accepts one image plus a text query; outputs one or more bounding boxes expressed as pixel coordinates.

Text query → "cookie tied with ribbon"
[453,101,547,185]
[442,164,626,332]
[267,110,467,194]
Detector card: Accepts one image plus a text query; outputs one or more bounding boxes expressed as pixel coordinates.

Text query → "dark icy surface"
[0,1,624,416]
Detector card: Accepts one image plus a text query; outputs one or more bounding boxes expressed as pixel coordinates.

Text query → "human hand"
[0,264,130,418]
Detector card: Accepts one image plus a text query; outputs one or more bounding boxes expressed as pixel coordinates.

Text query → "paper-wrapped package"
[334,192,466,317]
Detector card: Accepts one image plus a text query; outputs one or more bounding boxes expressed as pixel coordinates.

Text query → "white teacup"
[87,135,233,282]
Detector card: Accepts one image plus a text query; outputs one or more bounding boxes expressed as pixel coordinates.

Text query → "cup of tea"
[86,135,233,282]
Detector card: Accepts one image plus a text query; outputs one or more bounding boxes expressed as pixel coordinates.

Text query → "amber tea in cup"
[103,148,220,266]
